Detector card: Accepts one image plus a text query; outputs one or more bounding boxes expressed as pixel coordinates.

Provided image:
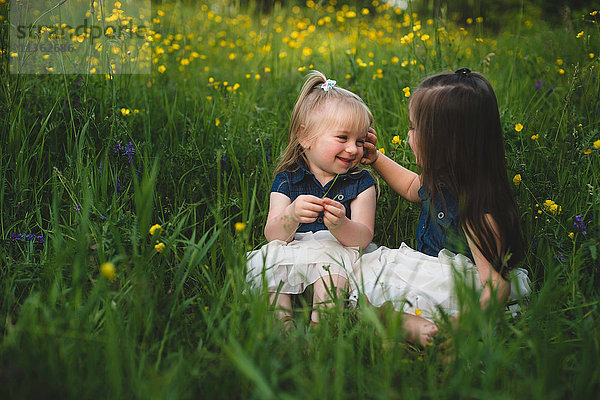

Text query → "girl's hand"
[360,127,379,165]
[290,195,324,224]
[322,197,347,230]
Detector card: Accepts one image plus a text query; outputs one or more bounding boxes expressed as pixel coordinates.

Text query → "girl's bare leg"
[270,292,294,331]
[311,274,347,324]
[401,312,439,346]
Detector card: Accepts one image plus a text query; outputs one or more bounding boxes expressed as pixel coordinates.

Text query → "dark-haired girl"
[355,69,530,345]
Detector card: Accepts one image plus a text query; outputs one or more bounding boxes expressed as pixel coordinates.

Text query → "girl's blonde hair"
[275,70,374,175]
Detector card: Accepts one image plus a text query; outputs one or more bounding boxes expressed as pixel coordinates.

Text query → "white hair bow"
[320,79,336,91]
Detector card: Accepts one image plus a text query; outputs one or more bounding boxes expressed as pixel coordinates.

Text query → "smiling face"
[301,102,368,185]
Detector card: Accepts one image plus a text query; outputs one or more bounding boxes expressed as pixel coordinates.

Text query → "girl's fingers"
[324,203,343,217]
[366,129,378,145]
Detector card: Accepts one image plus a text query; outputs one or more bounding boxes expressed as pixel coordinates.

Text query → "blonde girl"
[357,68,530,345]
[247,71,377,328]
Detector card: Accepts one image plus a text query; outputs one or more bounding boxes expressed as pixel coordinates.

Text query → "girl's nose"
[346,143,358,155]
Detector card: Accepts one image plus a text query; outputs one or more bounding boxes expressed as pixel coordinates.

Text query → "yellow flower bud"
[100,262,116,281]
[149,224,162,236]
[155,242,166,253]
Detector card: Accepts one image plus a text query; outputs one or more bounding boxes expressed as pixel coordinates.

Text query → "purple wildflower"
[116,174,121,192]
[124,141,135,164]
[74,204,81,212]
[535,80,543,90]
[573,215,587,234]
[100,215,107,220]
[554,252,567,263]
[530,237,537,251]
[9,233,45,243]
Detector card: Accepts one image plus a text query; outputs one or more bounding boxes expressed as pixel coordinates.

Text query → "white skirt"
[350,243,531,322]
[246,231,359,294]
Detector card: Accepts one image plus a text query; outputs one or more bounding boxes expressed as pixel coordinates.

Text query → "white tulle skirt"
[246,231,358,294]
[349,243,531,322]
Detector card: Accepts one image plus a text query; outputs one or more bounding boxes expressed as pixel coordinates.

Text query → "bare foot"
[402,313,439,346]
[282,315,296,333]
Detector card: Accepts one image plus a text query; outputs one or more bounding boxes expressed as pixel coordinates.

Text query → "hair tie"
[455,67,471,75]
[321,79,336,92]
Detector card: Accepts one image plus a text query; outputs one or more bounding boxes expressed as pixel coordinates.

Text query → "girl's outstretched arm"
[322,185,376,249]
[264,193,324,242]
[465,214,511,308]
[363,128,421,203]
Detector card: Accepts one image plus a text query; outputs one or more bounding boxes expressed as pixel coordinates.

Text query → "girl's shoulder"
[271,167,306,194]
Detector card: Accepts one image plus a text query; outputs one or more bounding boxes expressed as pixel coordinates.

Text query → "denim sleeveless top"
[271,166,376,233]
[416,186,472,259]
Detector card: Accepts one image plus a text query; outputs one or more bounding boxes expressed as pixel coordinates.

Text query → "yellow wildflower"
[149,224,162,236]
[558,69,565,75]
[513,174,522,185]
[158,65,166,73]
[392,135,401,144]
[515,123,523,132]
[556,59,563,65]
[120,108,130,116]
[576,31,584,38]
[155,242,166,253]
[403,87,411,98]
[378,148,385,155]
[235,222,247,232]
[415,309,423,316]
[590,53,595,59]
[543,200,561,215]
[421,34,430,41]
[584,149,592,155]
[100,262,116,281]
[215,118,220,127]
[531,134,539,140]
[568,232,575,239]
[593,140,600,149]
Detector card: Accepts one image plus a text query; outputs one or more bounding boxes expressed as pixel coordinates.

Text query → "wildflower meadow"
[1,0,600,398]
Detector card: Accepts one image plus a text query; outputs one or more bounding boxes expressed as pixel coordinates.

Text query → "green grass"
[1,0,600,398]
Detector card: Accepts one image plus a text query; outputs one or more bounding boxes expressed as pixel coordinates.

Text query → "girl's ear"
[298,124,311,149]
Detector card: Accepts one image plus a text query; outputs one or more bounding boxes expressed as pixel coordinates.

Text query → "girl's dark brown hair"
[409,70,524,276]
